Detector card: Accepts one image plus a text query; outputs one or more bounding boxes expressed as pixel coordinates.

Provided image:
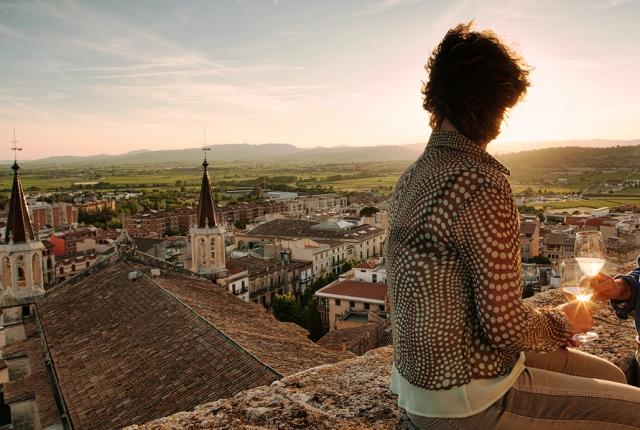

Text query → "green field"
[0,161,410,194]
[524,197,640,210]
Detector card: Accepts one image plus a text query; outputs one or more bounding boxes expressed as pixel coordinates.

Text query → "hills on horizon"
[3,138,640,167]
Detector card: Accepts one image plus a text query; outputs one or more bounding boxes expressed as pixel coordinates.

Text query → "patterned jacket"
[385,129,573,390]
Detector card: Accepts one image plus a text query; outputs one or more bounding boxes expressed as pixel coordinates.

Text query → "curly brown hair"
[423,22,531,144]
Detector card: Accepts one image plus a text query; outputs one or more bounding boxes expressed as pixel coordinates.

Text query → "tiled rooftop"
[544,231,575,246]
[317,323,380,351]
[315,279,387,302]
[147,267,353,375]
[245,219,384,240]
[354,257,383,270]
[3,320,60,429]
[519,221,538,236]
[225,254,310,279]
[36,262,280,430]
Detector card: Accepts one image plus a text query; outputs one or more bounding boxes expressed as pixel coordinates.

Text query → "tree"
[272,293,303,326]
[340,260,353,274]
[526,255,551,265]
[303,298,325,341]
[359,206,380,217]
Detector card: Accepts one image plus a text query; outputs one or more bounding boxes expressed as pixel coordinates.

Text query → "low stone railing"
[126,289,638,430]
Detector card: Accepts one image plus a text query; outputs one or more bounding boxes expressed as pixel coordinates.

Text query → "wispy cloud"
[362,0,421,14]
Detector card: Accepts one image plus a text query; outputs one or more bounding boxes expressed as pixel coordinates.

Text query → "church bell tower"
[0,130,45,306]
[190,145,226,275]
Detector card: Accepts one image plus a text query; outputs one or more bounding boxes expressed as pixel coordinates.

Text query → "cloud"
[362,0,420,14]
[0,22,22,38]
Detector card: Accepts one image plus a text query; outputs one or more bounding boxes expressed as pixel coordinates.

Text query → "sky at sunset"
[1,0,639,159]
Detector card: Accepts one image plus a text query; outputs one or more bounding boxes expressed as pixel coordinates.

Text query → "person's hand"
[557,300,593,335]
[590,273,631,301]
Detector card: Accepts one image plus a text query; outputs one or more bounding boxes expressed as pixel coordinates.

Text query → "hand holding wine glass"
[559,258,598,343]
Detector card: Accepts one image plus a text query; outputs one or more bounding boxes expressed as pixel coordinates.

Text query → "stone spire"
[6,131,35,244]
[197,148,217,229]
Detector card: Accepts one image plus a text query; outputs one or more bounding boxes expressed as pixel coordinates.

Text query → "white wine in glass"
[559,259,598,343]
[574,230,606,276]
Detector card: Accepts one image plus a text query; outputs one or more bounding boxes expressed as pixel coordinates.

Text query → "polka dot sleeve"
[451,179,573,353]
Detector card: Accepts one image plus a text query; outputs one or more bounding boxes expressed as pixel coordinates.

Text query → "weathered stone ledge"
[126,289,638,429]
[125,346,411,430]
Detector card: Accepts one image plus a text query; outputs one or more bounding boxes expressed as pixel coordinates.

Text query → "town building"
[123,210,181,238]
[134,236,191,266]
[218,254,312,307]
[520,216,540,260]
[315,265,388,331]
[237,218,386,265]
[55,251,99,282]
[542,231,576,263]
[79,199,116,213]
[266,192,347,216]
[352,257,386,283]
[28,202,78,231]
[218,201,289,227]
[239,237,348,279]
[49,227,99,256]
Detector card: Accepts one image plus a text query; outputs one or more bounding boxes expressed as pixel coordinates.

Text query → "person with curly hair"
[385,22,640,429]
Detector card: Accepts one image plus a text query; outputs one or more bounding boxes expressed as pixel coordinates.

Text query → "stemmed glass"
[560,258,599,343]
[574,230,607,277]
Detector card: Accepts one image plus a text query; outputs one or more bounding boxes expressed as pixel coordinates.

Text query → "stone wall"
[126,289,639,430]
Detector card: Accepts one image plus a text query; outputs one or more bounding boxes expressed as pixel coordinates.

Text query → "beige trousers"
[407,348,640,430]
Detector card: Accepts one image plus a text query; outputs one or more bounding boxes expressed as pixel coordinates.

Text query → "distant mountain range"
[3,143,425,166]
[2,139,640,167]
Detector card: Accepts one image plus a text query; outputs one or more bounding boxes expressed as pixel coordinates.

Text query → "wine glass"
[574,230,606,277]
[559,259,598,342]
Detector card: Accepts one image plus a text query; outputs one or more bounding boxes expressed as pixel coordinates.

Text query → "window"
[349,301,355,308]
[372,274,377,283]
[3,257,11,289]
[364,303,370,310]
[16,256,26,287]
[335,299,341,306]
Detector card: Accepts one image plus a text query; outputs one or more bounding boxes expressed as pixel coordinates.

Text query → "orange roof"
[354,258,382,270]
[316,279,387,302]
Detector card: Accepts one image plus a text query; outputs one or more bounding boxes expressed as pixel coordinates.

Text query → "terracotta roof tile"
[315,280,387,302]
[147,268,352,376]
[245,219,384,240]
[3,320,60,428]
[36,262,279,430]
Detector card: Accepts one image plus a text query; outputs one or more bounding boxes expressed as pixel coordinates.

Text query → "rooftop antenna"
[10,125,22,164]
